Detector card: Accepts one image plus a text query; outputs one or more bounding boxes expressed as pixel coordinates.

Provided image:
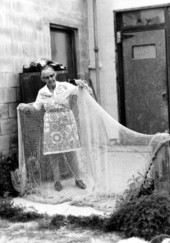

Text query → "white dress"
[33,81,80,155]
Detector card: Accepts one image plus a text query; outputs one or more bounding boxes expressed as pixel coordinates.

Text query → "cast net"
[12,88,170,211]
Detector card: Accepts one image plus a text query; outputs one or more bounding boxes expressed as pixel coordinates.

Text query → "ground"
[0,219,122,243]
[0,198,122,243]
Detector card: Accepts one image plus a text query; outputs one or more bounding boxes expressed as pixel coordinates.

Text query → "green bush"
[50,215,67,229]
[0,198,43,222]
[104,192,170,240]
[115,173,154,208]
[0,153,19,197]
[0,198,104,230]
[67,215,104,230]
[49,214,104,230]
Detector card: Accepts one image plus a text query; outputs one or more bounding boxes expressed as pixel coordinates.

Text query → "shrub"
[104,192,170,241]
[50,215,67,229]
[0,198,43,222]
[49,214,105,230]
[67,215,104,230]
[115,173,154,208]
[0,153,19,197]
[38,216,53,230]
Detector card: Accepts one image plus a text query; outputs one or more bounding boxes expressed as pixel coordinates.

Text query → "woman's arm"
[69,79,93,95]
[75,79,93,95]
[33,90,44,110]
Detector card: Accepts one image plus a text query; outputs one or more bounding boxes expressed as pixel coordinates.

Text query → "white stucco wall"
[88,0,170,120]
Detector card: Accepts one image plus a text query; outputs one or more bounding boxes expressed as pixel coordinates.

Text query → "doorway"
[115,6,170,134]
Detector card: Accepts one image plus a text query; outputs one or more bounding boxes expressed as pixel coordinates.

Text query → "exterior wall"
[88,0,118,119]
[87,0,170,120]
[0,0,89,154]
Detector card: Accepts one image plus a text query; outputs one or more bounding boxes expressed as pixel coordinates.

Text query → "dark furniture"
[19,71,68,103]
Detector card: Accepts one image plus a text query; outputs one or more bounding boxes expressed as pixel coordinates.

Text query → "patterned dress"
[33,82,80,155]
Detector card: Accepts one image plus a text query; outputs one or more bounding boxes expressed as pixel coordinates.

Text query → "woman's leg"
[64,151,86,189]
[49,154,62,191]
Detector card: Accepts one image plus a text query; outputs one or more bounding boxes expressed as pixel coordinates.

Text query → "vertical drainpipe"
[93,0,101,104]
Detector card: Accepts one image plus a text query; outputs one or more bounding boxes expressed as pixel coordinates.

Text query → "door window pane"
[132,44,156,59]
[123,8,165,27]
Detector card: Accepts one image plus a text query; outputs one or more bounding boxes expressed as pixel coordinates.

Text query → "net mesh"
[12,89,170,210]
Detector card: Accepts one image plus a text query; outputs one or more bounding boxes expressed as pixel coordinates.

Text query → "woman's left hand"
[75,79,87,89]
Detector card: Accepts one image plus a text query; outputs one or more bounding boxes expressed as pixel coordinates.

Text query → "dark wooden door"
[122,29,169,134]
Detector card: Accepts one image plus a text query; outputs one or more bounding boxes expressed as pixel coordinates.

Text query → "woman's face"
[42,67,56,90]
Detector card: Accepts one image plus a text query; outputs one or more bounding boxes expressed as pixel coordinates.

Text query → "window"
[50,25,77,79]
[132,44,156,59]
[122,8,165,27]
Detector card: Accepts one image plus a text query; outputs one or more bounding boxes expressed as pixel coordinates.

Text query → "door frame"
[114,5,170,131]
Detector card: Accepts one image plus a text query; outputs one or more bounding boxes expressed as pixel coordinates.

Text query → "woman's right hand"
[18,104,32,113]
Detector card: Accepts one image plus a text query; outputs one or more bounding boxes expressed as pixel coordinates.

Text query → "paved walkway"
[13,197,106,217]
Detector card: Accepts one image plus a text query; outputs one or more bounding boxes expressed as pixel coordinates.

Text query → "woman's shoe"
[75,179,86,189]
[54,181,63,191]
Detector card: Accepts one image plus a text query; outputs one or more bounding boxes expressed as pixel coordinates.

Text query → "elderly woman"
[20,65,89,191]
[14,63,170,209]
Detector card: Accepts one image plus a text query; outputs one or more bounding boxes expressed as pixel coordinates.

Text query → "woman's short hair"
[41,65,56,80]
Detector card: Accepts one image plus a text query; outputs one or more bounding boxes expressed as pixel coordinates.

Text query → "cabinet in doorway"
[19,71,68,103]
